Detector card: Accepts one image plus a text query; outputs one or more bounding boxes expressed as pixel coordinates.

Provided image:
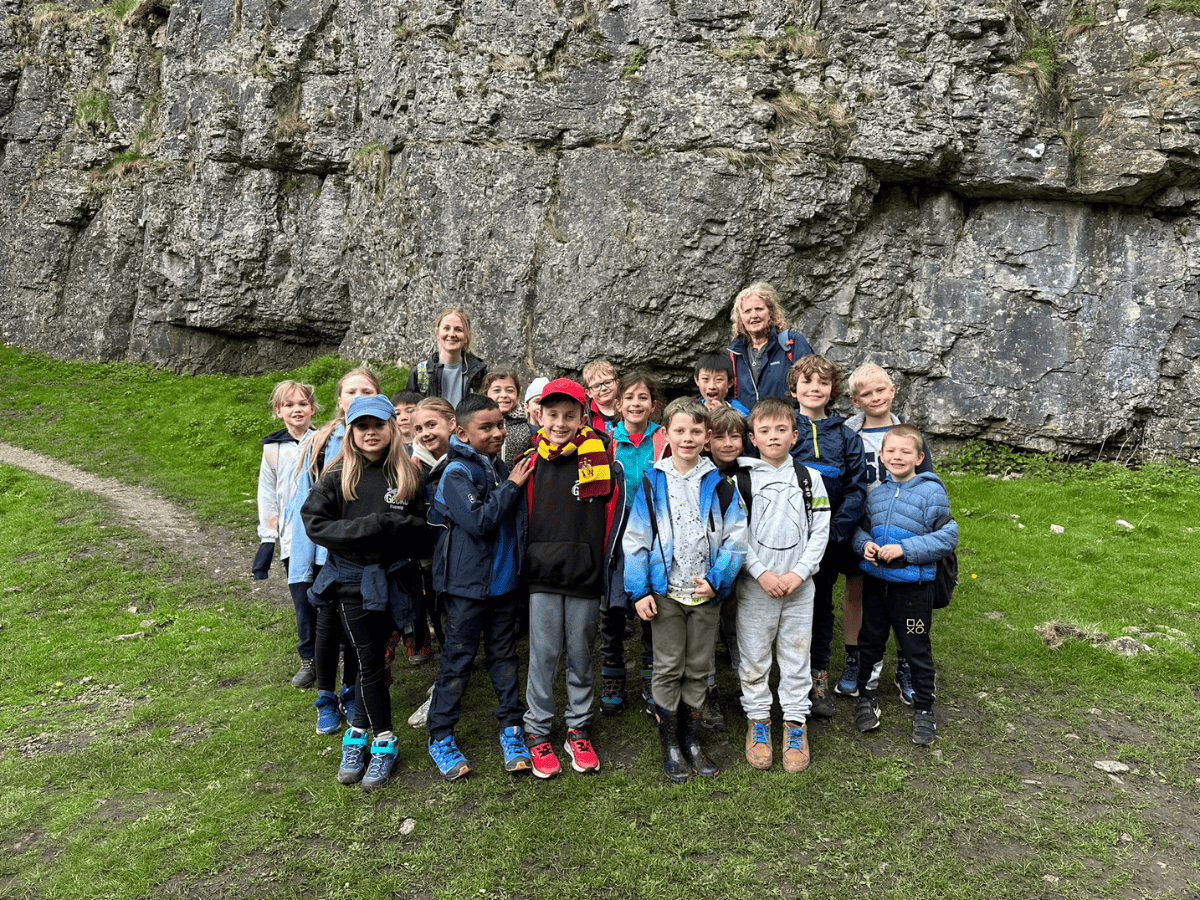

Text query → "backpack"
[930,513,958,609]
[734,460,814,532]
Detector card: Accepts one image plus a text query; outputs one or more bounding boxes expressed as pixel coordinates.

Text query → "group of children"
[256,293,958,790]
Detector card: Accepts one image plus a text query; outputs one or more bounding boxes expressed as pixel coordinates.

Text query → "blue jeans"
[427,593,525,740]
[524,592,599,736]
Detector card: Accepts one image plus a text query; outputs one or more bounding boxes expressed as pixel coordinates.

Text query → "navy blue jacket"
[790,410,868,544]
[727,327,814,409]
[432,436,525,600]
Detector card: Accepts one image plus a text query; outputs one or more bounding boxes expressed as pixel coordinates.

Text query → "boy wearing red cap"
[520,378,627,778]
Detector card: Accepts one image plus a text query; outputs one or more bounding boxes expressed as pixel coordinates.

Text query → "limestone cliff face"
[1,0,1197,455]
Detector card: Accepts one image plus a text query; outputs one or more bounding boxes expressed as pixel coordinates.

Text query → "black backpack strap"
[793,460,814,532]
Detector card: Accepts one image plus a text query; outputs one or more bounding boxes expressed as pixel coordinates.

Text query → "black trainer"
[912,709,936,746]
[855,696,881,732]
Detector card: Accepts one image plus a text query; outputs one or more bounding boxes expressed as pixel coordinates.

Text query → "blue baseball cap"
[345,394,396,424]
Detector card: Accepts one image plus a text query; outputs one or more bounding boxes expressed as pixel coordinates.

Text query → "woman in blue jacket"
[727,282,814,410]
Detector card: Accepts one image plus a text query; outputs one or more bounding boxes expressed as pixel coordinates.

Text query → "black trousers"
[856,577,936,712]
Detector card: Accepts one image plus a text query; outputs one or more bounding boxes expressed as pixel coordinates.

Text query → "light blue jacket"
[622,458,747,605]
[852,471,957,584]
[281,424,344,585]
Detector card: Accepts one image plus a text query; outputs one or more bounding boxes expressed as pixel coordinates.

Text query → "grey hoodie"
[737,456,830,583]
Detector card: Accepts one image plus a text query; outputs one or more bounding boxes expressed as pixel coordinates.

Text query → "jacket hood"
[736,455,796,475]
[411,441,444,470]
[844,411,901,433]
[886,470,946,491]
[262,428,305,445]
[446,434,496,467]
[655,454,715,479]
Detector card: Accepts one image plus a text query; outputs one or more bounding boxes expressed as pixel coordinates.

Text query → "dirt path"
[0,441,289,606]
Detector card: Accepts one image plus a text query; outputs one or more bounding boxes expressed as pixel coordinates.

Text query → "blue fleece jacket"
[613,421,667,509]
[432,435,525,600]
[622,458,747,605]
[789,410,868,544]
[852,471,958,584]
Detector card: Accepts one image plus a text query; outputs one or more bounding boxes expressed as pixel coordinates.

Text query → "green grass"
[0,347,409,526]
[0,350,1198,898]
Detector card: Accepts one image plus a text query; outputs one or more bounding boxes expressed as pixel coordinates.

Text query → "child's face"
[852,375,896,421]
[275,390,315,435]
[793,371,833,418]
[338,375,377,415]
[413,410,453,459]
[540,399,584,445]
[709,429,744,467]
[525,397,542,426]
[665,414,710,464]
[350,416,392,462]
[695,369,731,404]
[486,378,519,414]
[436,313,467,357]
[750,415,798,465]
[881,433,924,482]
[458,409,507,457]
[394,403,417,439]
[585,368,618,409]
[619,383,654,432]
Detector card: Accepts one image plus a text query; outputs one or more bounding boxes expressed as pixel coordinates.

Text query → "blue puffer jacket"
[852,472,958,584]
[790,410,868,544]
[727,327,814,409]
[622,459,747,605]
[432,436,525,600]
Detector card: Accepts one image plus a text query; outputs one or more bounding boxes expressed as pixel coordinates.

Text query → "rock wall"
[1,0,1198,456]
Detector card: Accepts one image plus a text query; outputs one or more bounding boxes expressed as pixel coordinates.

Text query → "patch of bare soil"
[0,441,290,610]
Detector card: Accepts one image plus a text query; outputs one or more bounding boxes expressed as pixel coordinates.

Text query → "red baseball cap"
[540,378,587,406]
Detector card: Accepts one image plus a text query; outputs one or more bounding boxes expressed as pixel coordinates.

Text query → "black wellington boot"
[680,703,720,778]
[655,704,692,783]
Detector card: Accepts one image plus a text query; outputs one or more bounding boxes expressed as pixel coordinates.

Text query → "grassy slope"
[0,348,1197,899]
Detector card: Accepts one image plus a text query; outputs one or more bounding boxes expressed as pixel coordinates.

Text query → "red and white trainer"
[526,735,562,779]
[564,729,601,774]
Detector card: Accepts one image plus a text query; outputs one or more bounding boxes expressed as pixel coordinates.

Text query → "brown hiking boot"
[782,720,810,773]
[744,718,772,770]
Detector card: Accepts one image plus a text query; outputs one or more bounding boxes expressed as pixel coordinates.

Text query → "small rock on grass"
[1050,524,1065,534]
[1116,519,1134,529]
[114,631,145,641]
[1094,760,1130,774]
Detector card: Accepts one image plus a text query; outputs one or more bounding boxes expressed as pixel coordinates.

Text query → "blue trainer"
[337,728,369,784]
[340,684,357,726]
[315,690,342,734]
[362,736,400,791]
[834,649,860,698]
[428,733,470,781]
[499,726,532,773]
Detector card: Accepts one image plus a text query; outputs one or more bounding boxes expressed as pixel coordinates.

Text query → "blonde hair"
[730,281,787,340]
[848,362,894,398]
[270,380,319,416]
[883,423,925,455]
[415,396,456,423]
[786,354,844,404]
[582,358,617,386]
[661,397,709,431]
[434,308,473,354]
[303,366,381,478]
[329,416,420,503]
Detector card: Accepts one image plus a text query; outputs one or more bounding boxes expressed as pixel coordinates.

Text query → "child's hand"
[634,594,658,621]
[692,577,715,599]
[877,543,904,563]
[778,572,803,594]
[862,541,881,563]
[507,456,533,486]
[703,397,723,411]
[757,571,787,598]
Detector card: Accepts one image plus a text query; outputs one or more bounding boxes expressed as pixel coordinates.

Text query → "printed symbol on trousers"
[906,618,927,635]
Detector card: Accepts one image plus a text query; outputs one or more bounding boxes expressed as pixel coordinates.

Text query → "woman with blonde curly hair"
[726,282,814,410]
[406,308,489,406]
